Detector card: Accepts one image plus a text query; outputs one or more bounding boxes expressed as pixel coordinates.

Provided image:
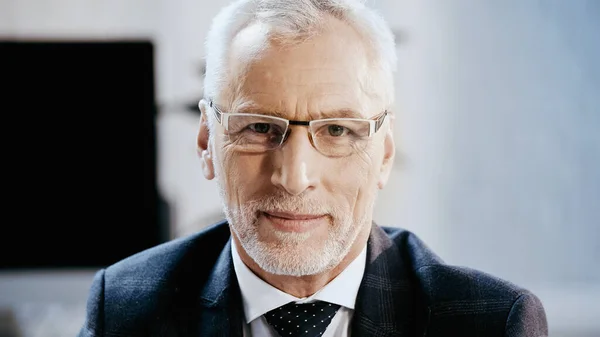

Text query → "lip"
[264,211,325,220]
[261,211,327,233]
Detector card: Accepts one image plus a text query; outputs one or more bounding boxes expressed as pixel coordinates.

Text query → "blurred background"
[0,0,598,336]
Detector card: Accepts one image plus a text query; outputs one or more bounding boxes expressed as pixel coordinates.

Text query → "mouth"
[261,211,328,233]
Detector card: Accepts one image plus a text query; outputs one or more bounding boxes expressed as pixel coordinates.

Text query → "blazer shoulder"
[417,263,525,305]
[416,263,547,336]
[96,220,231,333]
[380,225,528,302]
[104,220,231,281]
[381,225,546,332]
[382,227,536,313]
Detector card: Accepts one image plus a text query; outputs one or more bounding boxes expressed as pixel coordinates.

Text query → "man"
[79,0,548,336]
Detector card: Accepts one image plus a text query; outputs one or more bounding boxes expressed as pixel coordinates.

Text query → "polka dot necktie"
[264,301,341,337]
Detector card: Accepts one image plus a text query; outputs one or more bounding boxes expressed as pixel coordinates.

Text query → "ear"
[197,99,215,180]
[377,118,395,189]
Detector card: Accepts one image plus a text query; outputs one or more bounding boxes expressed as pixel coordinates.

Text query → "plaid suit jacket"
[79,220,548,337]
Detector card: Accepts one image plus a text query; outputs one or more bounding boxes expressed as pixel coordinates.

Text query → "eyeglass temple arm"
[204,99,223,124]
[371,111,388,135]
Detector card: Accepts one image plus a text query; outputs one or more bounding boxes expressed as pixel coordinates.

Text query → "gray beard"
[221,196,370,276]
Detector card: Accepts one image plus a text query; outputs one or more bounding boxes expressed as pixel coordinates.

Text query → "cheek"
[213,147,239,203]
[325,150,380,217]
[324,155,376,201]
[217,149,271,204]
[341,148,381,185]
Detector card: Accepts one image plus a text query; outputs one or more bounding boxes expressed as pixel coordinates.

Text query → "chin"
[263,226,315,245]
[246,235,349,276]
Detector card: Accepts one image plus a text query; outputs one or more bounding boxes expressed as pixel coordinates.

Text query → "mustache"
[242,193,341,218]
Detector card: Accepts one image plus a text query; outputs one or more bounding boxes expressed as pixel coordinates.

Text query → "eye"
[327,125,348,137]
[249,123,271,133]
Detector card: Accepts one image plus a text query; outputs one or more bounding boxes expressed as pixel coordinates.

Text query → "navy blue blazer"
[78,221,548,336]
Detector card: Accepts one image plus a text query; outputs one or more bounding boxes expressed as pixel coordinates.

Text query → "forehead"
[223,18,382,119]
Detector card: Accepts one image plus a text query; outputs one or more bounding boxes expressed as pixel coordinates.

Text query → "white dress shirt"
[231,242,367,337]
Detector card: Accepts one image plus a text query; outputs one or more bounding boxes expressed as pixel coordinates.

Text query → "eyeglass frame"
[200,98,389,154]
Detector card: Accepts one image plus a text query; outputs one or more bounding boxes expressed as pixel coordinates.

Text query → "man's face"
[199,18,394,276]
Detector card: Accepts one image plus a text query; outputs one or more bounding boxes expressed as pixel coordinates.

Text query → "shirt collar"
[231,240,367,324]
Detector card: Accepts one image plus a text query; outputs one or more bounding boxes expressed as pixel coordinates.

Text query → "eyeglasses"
[202,99,389,157]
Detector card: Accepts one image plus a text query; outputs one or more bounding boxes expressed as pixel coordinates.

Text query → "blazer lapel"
[351,224,427,337]
[196,239,244,337]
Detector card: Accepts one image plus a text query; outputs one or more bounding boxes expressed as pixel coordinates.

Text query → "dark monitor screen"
[0,40,168,269]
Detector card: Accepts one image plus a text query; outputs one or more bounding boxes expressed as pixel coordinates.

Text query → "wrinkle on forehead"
[221,15,386,120]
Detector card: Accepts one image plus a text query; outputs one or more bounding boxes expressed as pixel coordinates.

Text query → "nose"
[270,127,320,196]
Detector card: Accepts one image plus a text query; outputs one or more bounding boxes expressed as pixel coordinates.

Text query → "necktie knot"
[264,301,341,337]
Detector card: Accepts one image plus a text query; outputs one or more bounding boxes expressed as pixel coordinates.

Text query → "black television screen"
[0,40,168,269]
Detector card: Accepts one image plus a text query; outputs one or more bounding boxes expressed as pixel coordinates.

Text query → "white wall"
[0,0,158,38]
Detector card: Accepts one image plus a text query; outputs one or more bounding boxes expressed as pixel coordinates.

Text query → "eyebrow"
[320,109,364,119]
[234,105,287,119]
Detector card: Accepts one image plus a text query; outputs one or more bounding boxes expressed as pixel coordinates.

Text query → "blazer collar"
[198,238,244,337]
[351,224,427,337]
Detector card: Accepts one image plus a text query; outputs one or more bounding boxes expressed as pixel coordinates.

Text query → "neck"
[232,225,370,298]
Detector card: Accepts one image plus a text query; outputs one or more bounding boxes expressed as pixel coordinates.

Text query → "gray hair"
[203,0,397,108]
